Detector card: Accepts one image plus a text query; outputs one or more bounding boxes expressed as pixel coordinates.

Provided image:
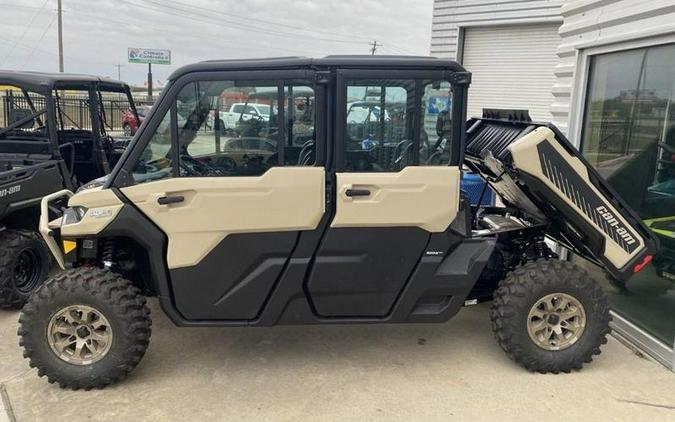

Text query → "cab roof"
[0,70,131,94]
[169,55,465,81]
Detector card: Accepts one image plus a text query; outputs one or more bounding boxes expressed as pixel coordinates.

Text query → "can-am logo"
[595,206,636,245]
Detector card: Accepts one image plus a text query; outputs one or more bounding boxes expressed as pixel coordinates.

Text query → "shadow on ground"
[1,301,674,422]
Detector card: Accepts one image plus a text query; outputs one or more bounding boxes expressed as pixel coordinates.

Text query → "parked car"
[122,105,151,136]
[207,102,271,131]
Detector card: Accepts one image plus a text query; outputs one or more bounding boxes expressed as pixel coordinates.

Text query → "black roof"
[0,70,131,94]
[169,55,465,81]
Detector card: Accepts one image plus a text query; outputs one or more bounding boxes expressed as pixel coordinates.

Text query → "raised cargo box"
[464,112,658,281]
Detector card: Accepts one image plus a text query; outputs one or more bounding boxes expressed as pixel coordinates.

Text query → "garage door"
[462,24,561,122]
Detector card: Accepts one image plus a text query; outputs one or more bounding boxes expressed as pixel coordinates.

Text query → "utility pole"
[57,0,64,72]
[147,63,153,101]
[114,64,124,80]
[369,40,380,55]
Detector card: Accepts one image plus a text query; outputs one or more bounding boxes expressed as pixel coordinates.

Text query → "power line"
[64,8,330,57]
[118,0,371,46]
[159,0,372,42]
[0,3,50,12]
[21,13,58,67]
[1,0,51,64]
[0,34,112,67]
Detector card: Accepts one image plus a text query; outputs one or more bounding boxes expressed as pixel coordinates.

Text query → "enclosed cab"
[19,56,656,390]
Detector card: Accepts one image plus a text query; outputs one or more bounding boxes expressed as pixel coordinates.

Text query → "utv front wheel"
[490,260,610,373]
[0,229,50,309]
[18,268,151,389]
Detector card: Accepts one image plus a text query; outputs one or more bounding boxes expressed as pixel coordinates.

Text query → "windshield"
[0,87,48,137]
[52,88,138,136]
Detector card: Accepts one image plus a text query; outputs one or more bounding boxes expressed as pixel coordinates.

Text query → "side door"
[116,71,326,321]
[306,70,463,318]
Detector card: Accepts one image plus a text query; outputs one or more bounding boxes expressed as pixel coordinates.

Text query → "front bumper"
[39,189,74,269]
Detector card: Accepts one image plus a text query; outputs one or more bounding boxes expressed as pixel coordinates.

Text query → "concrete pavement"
[1,300,674,422]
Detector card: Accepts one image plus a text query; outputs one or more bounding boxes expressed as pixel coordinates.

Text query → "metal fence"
[1,91,153,132]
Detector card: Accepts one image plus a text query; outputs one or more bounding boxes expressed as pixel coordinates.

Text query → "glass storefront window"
[581,43,675,347]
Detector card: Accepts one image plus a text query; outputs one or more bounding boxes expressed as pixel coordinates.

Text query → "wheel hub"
[14,249,41,292]
[527,293,586,351]
[76,326,91,338]
[47,305,113,365]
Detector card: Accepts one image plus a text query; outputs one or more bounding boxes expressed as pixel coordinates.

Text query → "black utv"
[21,56,657,389]
[0,71,140,308]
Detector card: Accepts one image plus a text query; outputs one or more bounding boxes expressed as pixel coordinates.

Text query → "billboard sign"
[128,48,171,65]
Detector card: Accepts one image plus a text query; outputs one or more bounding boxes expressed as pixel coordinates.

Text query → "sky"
[0,0,435,86]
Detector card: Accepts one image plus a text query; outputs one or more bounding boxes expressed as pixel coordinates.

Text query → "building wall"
[430,0,564,60]
[554,0,675,136]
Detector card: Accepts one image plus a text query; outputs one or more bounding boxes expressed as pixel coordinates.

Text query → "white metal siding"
[462,24,561,121]
[430,0,563,60]
[554,0,675,138]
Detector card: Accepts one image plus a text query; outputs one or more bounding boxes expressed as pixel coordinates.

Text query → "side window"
[342,79,453,172]
[284,85,316,166]
[420,80,452,166]
[131,109,173,184]
[344,80,413,172]
[176,80,279,177]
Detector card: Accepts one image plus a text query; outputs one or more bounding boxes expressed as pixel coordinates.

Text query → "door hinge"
[449,71,471,86]
[315,71,333,85]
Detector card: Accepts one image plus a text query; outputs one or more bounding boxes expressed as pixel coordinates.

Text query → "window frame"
[570,35,675,151]
[334,69,461,172]
[113,69,322,186]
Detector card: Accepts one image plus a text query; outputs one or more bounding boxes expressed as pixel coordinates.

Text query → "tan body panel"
[331,166,460,232]
[61,188,123,237]
[509,127,644,268]
[121,167,325,269]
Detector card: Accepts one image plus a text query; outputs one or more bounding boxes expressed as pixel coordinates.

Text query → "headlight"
[61,206,87,225]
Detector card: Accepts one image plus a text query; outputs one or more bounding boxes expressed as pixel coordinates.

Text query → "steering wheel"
[179,154,224,177]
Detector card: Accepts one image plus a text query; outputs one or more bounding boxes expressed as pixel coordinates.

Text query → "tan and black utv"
[19,56,657,389]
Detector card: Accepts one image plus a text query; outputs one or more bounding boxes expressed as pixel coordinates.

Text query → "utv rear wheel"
[18,267,151,389]
[490,259,610,373]
[0,229,50,309]
[123,123,133,136]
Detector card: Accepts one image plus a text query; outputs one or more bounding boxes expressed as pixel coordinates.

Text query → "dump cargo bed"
[464,115,658,281]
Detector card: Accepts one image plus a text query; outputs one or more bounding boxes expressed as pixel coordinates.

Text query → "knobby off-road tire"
[490,259,610,373]
[18,267,151,389]
[0,229,50,309]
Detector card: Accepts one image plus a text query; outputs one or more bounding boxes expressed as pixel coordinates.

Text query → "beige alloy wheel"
[47,304,113,365]
[526,293,587,351]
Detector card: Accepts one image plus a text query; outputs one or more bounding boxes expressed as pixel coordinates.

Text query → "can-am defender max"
[20,57,657,389]
[0,71,140,309]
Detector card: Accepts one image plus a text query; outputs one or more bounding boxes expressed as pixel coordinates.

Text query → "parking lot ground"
[1,300,675,422]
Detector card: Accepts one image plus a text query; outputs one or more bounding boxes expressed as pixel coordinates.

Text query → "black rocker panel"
[170,232,298,320]
[306,227,430,317]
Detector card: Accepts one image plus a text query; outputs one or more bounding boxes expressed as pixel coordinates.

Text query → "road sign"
[128,48,171,65]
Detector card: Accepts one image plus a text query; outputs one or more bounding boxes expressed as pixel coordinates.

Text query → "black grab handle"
[345,189,370,197]
[157,195,185,205]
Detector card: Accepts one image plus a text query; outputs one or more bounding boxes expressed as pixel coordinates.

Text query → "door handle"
[157,195,184,205]
[345,189,370,197]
